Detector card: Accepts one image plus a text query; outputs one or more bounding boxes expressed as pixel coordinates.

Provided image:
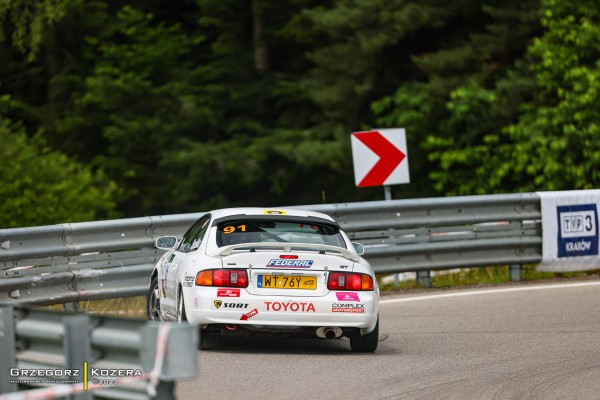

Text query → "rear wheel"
[176,288,206,350]
[146,276,161,321]
[197,328,206,350]
[177,288,187,323]
[350,317,379,353]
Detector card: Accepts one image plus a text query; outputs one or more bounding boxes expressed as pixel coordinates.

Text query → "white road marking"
[380,281,600,305]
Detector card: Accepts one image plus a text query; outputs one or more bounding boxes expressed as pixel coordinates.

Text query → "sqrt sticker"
[557,204,599,258]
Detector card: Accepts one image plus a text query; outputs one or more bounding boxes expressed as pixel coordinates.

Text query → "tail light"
[327,272,374,291]
[196,269,248,288]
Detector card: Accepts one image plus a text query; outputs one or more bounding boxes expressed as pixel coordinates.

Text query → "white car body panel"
[152,207,380,336]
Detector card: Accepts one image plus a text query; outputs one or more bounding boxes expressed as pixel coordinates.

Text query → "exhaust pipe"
[226,325,237,331]
[316,327,342,339]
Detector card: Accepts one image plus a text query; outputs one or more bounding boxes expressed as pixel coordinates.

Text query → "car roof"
[208,207,336,222]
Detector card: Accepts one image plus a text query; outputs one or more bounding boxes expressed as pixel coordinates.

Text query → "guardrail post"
[417,270,432,288]
[63,302,81,312]
[140,322,198,399]
[63,314,92,400]
[509,264,522,281]
[0,306,17,393]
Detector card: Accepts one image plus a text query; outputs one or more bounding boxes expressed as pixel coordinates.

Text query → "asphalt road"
[176,281,600,400]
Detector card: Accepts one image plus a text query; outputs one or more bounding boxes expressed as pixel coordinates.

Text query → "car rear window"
[215,219,346,248]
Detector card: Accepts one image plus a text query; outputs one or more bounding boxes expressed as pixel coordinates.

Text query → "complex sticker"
[331,303,365,313]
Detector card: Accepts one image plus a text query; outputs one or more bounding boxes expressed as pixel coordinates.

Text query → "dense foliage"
[1,0,597,226]
[0,95,118,227]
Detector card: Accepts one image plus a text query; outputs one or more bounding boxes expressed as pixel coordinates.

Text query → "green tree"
[54,5,212,215]
[499,0,600,191]
[0,0,68,61]
[422,0,600,194]
[6,0,586,222]
[230,0,474,203]
[373,0,541,196]
[159,0,350,210]
[0,96,119,227]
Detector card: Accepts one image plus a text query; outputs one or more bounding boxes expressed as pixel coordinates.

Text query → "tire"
[177,288,188,323]
[197,328,205,350]
[176,288,206,350]
[350,317,379,353]
[146,276,162,321]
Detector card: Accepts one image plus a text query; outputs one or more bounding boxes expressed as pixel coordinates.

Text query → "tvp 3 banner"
[537,190,600,272]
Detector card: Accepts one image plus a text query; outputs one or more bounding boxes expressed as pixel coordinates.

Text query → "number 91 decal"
[223,225,247,234]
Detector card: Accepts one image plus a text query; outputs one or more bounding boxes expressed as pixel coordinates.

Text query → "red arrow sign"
[240,308,258,321]
[353,131,406,187]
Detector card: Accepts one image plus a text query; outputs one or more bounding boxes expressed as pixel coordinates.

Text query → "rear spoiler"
[211,242,360,262]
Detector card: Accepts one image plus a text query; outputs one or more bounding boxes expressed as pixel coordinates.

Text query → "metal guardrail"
[0,192,542,306]
[297,193,542,273]
[0,306,197,399]
[0,215,204,306]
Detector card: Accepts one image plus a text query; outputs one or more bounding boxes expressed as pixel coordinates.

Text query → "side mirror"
[352,242,365,256]
[156,236,177,250]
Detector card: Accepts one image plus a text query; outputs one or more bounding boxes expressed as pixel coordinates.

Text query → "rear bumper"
[182,286,379,333]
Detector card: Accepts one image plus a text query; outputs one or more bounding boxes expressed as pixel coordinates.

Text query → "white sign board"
[350,128,410,187]
[537,190,600,272]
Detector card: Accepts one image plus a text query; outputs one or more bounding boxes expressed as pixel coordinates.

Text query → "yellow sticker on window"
[264,210,286,215]
[224,224,246,234]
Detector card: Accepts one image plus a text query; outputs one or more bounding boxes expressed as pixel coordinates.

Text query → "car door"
[158,248,178,317]
[164,214,211,318]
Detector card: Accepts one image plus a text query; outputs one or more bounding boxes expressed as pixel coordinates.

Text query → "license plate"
[258,275,317,290]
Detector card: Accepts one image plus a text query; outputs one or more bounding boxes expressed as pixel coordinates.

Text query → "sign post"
[351,128,410,200]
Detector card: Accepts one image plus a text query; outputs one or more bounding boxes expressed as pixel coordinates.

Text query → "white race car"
[147,207,380,352]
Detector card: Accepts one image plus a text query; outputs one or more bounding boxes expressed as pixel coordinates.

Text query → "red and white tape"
[147,322,171,397]
[0,374,151,400]
[0,322,171,400]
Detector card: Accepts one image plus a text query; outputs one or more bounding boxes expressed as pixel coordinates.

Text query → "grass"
[48,296,147,319]
[378,266,600,292]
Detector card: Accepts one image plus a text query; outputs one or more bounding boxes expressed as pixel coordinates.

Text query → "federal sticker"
[557,204,599,258]
[267,259,313,268]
